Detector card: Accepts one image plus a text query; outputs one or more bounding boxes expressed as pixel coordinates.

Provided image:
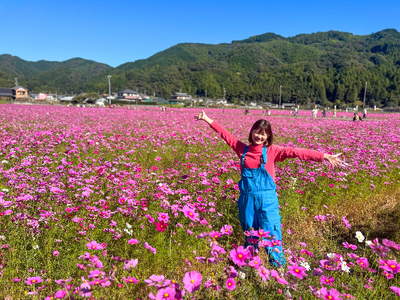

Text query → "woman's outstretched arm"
[273,145,342,169]
[194,110,245,156]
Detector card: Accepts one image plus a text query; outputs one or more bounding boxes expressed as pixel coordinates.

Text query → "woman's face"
[252,130,268,145]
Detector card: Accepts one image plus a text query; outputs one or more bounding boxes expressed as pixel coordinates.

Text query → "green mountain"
[2,29,400,107]
[0,55,112,94]
[84,29,400,107]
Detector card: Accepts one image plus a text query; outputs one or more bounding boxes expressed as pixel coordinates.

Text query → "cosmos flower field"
[0,104,400,299]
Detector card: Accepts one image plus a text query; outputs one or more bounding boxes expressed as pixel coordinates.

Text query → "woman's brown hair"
[248,119,273,146]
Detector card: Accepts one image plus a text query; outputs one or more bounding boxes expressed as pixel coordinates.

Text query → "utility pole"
[223,87,226,100]
[107,75,112,105]
[15,78,18,87]
[279,85,282,109]
[363,82,368,108]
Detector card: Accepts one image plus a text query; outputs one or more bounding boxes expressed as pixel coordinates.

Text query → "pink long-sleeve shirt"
[210,121,324,181]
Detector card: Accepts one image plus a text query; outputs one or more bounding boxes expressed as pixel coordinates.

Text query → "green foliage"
[2,29,400,107]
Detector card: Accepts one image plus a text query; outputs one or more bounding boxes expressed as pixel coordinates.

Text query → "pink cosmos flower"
[342,216,351,229]
[25,276,43,285]
[225,278,236,290]
[183,271,202,293]
[86,241,103,250]
[342,293,356,299]
[144,242,157,254]
[342,242,357,250]
[155,157,161,161]
[123,259,138,270]
[270,270,288,285]
[380,260,400,274]
[54,290,67,299]
[53,251,59,257]
[315,215,327,221]
[248,256,263,269]
[356,257,369,269]
[182,205,199,221]
[253,229,271,238]
[209,231,221,239]
[155,221,168,232]
[158,212,169,222]
[287,264,307,279]
[319,287,343,300]
[390,286,400,297]
[383,239,400,250]
[128,239,139,245]
[145,275,165,286]
[257,266,270,281]
[229,246,252,267]
[122,276,139,284]
[270,239,282,247]
[225,266,238,278]
[320,275,335,286]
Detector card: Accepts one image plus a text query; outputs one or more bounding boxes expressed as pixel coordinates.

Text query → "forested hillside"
[2,29,400,107]
[0,55,112,94]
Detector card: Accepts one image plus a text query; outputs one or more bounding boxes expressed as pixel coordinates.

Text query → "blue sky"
[1,0,399,67]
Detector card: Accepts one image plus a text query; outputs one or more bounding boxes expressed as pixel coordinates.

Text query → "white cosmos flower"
[355,231,365,242]
[33,245,39,250]
[1,188,9,192]
[326,253,335,259]
[125,223,132,229]
[365,240,372,246]
[0,236,5,240]
[299,261,311,271]
[238,271,246,279]
[1,160,9,164]
[341,261,350,273]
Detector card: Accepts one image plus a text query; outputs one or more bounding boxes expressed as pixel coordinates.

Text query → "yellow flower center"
[391,265,396,268]
[238,254,242,258]
[295,269,299,273]
[172,280,175,283]
[328,296,332,300]
[164,293,169,297]
[32,280,36,283]
[228,282,232,286]
[191,280,194,283]
[129,280,132,282]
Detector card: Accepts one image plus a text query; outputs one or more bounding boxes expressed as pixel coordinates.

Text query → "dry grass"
[284,185,400,253]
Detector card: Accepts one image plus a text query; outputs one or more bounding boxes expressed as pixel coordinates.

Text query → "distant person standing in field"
[363,108,367,119]
[194,111,342,267]
[312,108,317,119]
[333,108,337,118]
[294,107,298,117]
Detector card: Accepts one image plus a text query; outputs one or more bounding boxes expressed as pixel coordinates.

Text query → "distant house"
[117,89,139,100]
[36,93,47,100]
[13,86,28,100]
[0,88,13,100]
[171,92,192,101]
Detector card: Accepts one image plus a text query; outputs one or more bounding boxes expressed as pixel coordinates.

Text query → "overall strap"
[261,146,268,168]
[241,146,249,167]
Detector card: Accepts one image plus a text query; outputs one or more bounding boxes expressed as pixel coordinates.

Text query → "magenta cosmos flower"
[86,241,103,250]
[287,264,307,279]
[54,290,67,299]
[182,205,199,221]
[319,287,343,300]
[122,276,139,284]
[225,278,236,290]
[390,286,400,297]
[229,246,252,267]
[270,270,288,285]
[25,276,43,285]
[183,271,202,293]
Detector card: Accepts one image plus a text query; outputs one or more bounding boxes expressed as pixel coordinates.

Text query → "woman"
[194,111,341,267]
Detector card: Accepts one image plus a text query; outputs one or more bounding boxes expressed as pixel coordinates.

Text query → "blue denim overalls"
[237,146,286,267]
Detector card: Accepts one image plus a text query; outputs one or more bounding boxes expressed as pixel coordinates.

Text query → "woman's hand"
[194,110,213,125]
[323,153,342,168]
